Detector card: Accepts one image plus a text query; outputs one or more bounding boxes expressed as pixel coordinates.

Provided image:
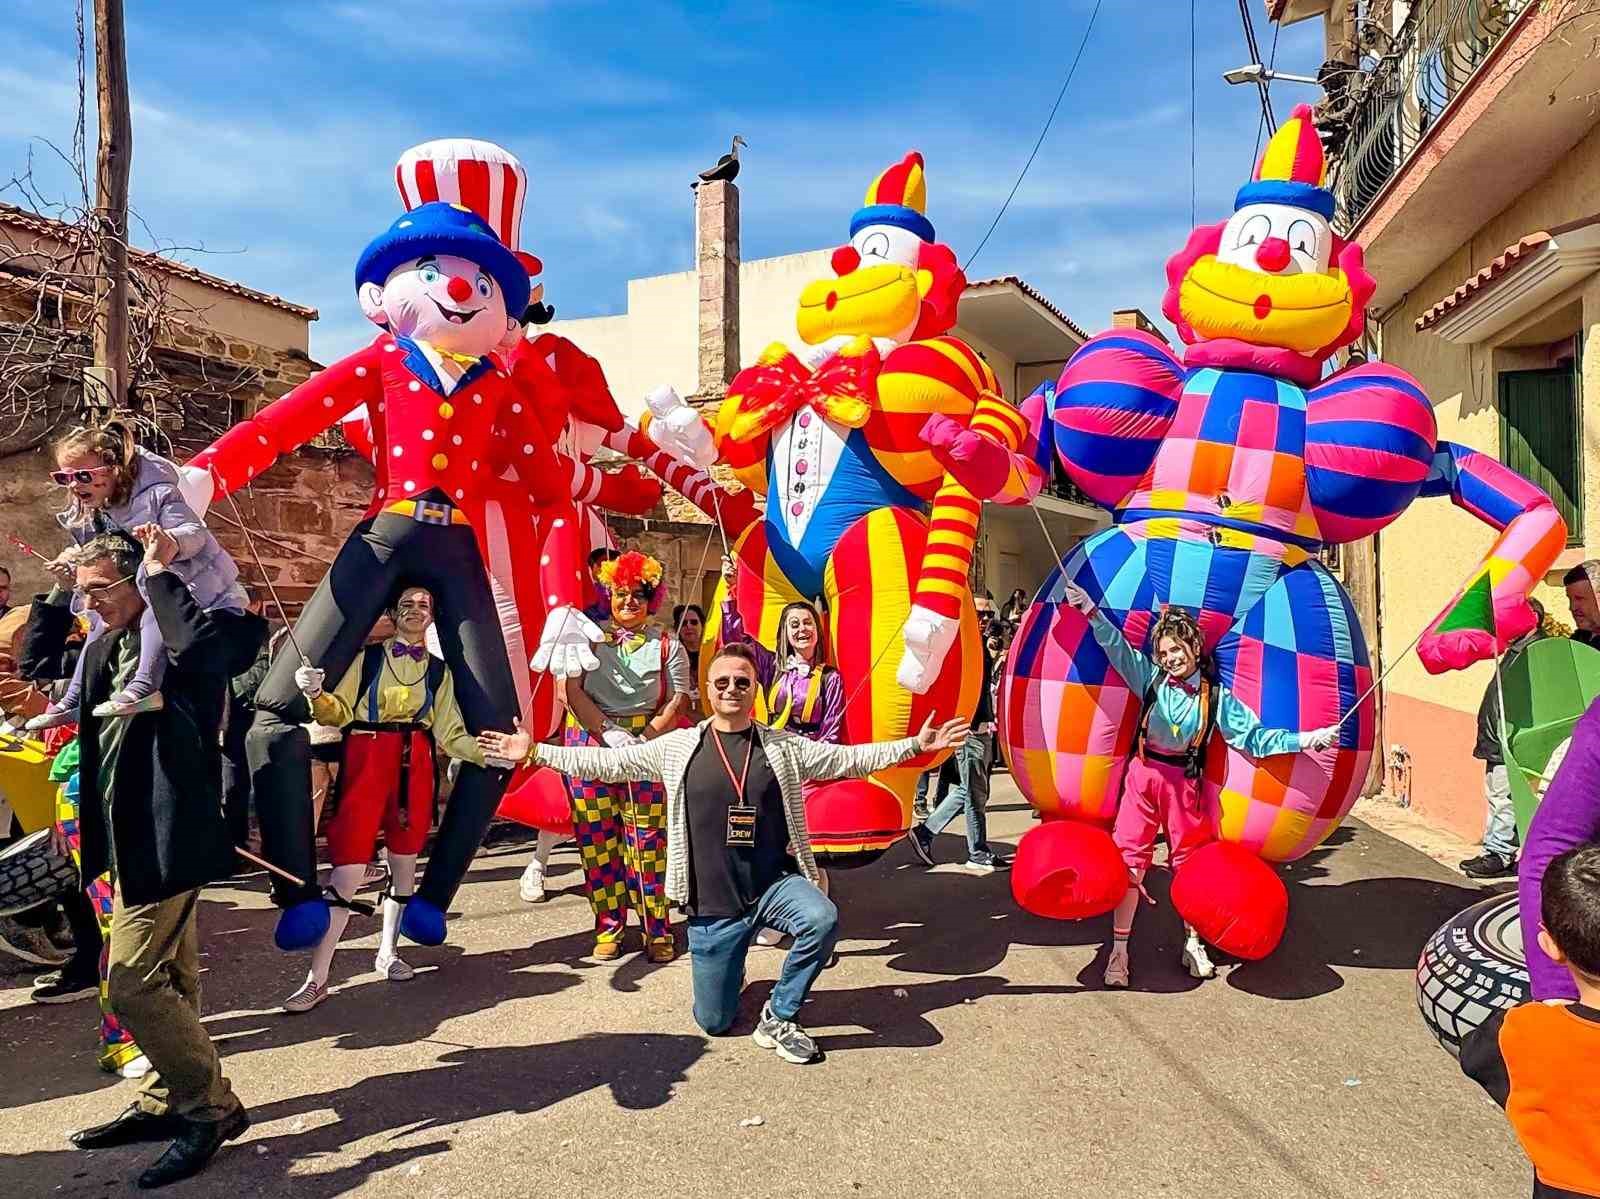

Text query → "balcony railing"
[1327,0,1530,231]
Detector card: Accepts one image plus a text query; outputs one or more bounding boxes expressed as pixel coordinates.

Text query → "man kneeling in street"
[57,528,265,1188]
[480,643,967,1064]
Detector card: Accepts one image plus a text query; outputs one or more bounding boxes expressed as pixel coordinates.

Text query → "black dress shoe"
[1460,851,1516,879]
[136,1106,249,1190]
[70,1104,182,1149]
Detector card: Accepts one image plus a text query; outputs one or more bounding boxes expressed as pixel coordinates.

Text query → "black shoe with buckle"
[70,1104,183,1150]
[136,1107,250,1190]
[1459,851,1515,879]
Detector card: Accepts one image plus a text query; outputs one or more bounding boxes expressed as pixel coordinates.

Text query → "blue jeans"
[922,731,992,857]
[687,874,838,1033]
[1482,764,1518,857]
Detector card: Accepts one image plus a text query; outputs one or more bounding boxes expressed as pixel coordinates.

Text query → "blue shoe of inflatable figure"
[275,898,331,952]
[400,896,447,946]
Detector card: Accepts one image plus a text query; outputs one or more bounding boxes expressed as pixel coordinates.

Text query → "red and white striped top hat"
[395,138,542,277]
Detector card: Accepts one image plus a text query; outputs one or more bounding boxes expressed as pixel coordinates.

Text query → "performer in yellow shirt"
[282,586,482,1013]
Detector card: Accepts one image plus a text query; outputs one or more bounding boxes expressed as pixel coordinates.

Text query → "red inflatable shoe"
[497,766,574,837]
[1011,820,1129,919]
[803,778,906,869]
[1171,840,1288,960]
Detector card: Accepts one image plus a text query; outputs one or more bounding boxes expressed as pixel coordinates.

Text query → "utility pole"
[88,0,131,415]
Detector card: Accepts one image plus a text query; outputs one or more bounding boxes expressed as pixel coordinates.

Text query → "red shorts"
[325,727,436,865]
[1112,756,1217,876]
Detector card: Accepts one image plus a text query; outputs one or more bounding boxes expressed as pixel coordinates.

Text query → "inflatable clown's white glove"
[177,464,215,518]
[1301,724,1341,752]
[531,605,604,679]
[644,386,716,469]
[897,605,961,695]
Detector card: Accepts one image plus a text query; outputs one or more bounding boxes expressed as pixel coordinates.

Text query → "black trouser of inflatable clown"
[248,494,518,950]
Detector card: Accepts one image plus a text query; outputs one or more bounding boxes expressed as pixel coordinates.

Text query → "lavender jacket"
[721,599,844,743]
[59,448,246,613]
[1519,697,1600,1001]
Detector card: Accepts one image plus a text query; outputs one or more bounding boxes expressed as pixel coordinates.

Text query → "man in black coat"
[57,528,265,1190]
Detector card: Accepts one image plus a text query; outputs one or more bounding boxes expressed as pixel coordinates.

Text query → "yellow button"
[431,453,449,470]
[438,401,454,420]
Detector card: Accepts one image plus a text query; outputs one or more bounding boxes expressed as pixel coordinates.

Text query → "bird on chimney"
[696,135,747,185]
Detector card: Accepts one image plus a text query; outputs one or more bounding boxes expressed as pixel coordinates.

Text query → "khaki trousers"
[107,886,239,1124]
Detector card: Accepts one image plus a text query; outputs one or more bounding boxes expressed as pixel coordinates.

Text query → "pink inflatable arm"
[1416,442,1567,673]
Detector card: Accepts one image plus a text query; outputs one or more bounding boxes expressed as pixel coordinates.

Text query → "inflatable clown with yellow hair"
[660,151,1045,864]
[1001,106,1564,965]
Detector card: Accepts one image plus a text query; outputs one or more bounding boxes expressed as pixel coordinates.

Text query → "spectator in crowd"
[908,594,1007,873]
[0,563,12,617]
[1564,562,1600,650]
[1461,599,1545,879]
[1461,843,1600,1198]
[57,527,265,1189]
[479,643,968,1065]
[583,547,621,624]
[1000,587,1028,626]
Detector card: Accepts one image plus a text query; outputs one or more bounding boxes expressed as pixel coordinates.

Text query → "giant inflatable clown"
[668,151,1046,862]
[1002,106,1565,956]
[183,178,575,950]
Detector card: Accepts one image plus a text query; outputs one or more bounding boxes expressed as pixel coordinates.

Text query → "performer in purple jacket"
[1519,696,1600,1002]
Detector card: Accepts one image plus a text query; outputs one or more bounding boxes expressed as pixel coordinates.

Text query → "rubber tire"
[1416,891,1529,1057]
[0,829,78,917]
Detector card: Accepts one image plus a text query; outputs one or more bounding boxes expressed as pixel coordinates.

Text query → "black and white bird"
[696,135,747,184]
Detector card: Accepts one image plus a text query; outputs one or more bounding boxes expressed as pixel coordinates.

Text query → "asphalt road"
[0,778,1528,1198]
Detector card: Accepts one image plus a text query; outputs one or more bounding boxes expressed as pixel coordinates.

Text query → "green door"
[1500,364,1583,545]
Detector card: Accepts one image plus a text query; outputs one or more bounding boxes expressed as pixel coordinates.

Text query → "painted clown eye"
[419,264,440,284]
[475,274,493,299]
[856,231,891,260]
[1234,213,1271,250]
[1287,219,1316,257]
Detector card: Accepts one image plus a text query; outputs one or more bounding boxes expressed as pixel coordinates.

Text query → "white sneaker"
[1103,945,1130,989]
[375,952,414,981]
[91,691,164,719]
[282,975,328,1013]
[1182,934,1218,980]
[518,860,547,904]
[118,1054,152,1080]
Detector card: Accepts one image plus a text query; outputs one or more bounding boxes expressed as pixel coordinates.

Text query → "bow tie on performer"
[180,176,575,960]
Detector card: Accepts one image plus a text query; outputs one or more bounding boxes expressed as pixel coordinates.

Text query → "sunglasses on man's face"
[75,573,136,601]
[710,675,753,693]
[50,466,115,486]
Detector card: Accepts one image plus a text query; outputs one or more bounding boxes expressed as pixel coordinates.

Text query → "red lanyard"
[710,727,754,804]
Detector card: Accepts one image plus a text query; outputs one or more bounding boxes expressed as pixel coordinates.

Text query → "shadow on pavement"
[0,1031,706,1199]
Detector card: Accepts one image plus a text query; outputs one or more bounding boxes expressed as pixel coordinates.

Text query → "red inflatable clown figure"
[183,186,570,952]
[643,151,1044,865]
[1001,106,1564,965]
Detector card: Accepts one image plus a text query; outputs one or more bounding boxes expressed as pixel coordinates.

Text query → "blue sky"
[3,1,1323,364]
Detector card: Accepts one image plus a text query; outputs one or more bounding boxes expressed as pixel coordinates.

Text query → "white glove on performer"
[602,728,641,749]
[1302,724,1341,751]
[177,464,216,518]
[295,665,325,700]
[532,605,605,679]
[1063,581,1096,614]
[644,385,717,469]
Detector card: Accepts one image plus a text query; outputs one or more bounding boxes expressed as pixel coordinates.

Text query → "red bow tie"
[1164,675,1198,695]
[723,342,879,443]
[391,642,427,662]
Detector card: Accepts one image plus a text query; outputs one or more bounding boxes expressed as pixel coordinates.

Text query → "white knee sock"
[536,828,557,870]
[309,863,367,985]
[379,854,418,961]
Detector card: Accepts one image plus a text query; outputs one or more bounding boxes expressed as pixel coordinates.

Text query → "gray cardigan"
[534,720,921,905]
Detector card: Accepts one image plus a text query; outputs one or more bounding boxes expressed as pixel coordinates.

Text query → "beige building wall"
[1370,119,1600,837]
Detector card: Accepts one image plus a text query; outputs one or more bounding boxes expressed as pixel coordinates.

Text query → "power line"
[1190,0,1197,228]
[1236,0,1277,138]
[1251,20,1283,167]
[963,0,1103,272]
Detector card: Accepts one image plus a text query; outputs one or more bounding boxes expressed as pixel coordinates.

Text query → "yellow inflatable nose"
[796,263,921,344]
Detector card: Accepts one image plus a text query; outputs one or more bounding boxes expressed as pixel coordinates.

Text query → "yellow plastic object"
[0,732,58,834]
[1499,637,1600,838]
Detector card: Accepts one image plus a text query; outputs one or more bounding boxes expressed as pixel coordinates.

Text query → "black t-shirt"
[683,725,792,918]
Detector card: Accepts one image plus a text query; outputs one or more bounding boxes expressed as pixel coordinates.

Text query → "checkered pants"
[563,717,670,943]
[55,779,142,1073]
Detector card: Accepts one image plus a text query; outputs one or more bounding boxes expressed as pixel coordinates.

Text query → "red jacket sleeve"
[191,342,381,496]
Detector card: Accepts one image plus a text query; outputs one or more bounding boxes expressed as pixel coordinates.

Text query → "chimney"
[1111,307,1167,342]
[694,180,740,400]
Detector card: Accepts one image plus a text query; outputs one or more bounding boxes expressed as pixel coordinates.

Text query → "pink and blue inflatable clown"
[1001,105,1565,958]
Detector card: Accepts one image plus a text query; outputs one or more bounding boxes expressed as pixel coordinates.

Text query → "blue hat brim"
[850,204,936,244]
[1234,180,1336,221]
[355,223,531,317]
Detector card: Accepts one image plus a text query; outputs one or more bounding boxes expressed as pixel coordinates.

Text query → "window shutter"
[1499,365,1582,545]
